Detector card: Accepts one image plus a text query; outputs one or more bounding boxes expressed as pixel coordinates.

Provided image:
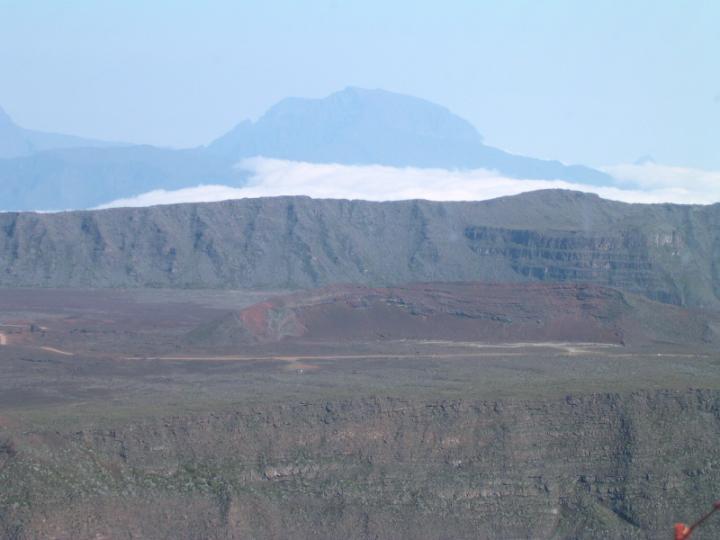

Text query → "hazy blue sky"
[1,0,717,168]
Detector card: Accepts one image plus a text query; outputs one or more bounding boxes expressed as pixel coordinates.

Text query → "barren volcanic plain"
[2,281,720,539]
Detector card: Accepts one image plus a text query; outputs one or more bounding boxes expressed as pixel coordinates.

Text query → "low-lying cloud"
[96,157,720,209]
[603,162,720,193]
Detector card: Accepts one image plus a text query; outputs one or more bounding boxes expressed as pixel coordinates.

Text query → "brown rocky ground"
[2,287,720,539]
[188,282,719,348]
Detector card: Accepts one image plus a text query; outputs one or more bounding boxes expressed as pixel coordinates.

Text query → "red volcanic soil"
[188,282,718,347]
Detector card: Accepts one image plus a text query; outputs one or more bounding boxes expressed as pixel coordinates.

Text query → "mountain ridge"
[1,190,718,309]
[0,105,126,159]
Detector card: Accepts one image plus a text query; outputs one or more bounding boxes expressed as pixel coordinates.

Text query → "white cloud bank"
[96,157,720,209]
[602,162,720,194]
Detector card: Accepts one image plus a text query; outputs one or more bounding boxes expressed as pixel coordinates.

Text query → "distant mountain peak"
[254,86,482,143]
[1,89,613,211]
[208,87,611,185]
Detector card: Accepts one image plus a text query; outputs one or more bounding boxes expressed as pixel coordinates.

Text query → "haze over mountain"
[0,88,613,211]
[207,87,612,184]
[0,146,246,212]
[0,105,125,160]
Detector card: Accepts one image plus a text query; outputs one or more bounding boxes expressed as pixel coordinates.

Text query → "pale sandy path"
[126,341,629,366]
[132,351,527,362]
[0,331,74,355]
[39,346,74,356]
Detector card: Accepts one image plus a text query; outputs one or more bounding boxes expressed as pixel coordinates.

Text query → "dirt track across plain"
[38,346,73,356]
[135,342,618,363]
[131,352,527,362]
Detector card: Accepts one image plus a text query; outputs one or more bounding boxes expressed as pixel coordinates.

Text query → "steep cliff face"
[1,191,719,308]
[463,226,687,305]
[2,390,720,539]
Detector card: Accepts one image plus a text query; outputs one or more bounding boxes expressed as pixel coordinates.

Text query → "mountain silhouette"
[0,105,126,160]
[209,87,611,184]
[0,89,612,210]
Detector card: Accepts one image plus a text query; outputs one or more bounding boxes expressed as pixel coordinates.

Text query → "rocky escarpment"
[463,227,685,305]
[2,390,720,539]
[1,190,719,308]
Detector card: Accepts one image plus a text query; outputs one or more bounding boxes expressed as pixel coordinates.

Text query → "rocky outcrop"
[2,390,720,539]
[1,191,719,308]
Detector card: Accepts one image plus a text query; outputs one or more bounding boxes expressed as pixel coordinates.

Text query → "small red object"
[674,522,691,540]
